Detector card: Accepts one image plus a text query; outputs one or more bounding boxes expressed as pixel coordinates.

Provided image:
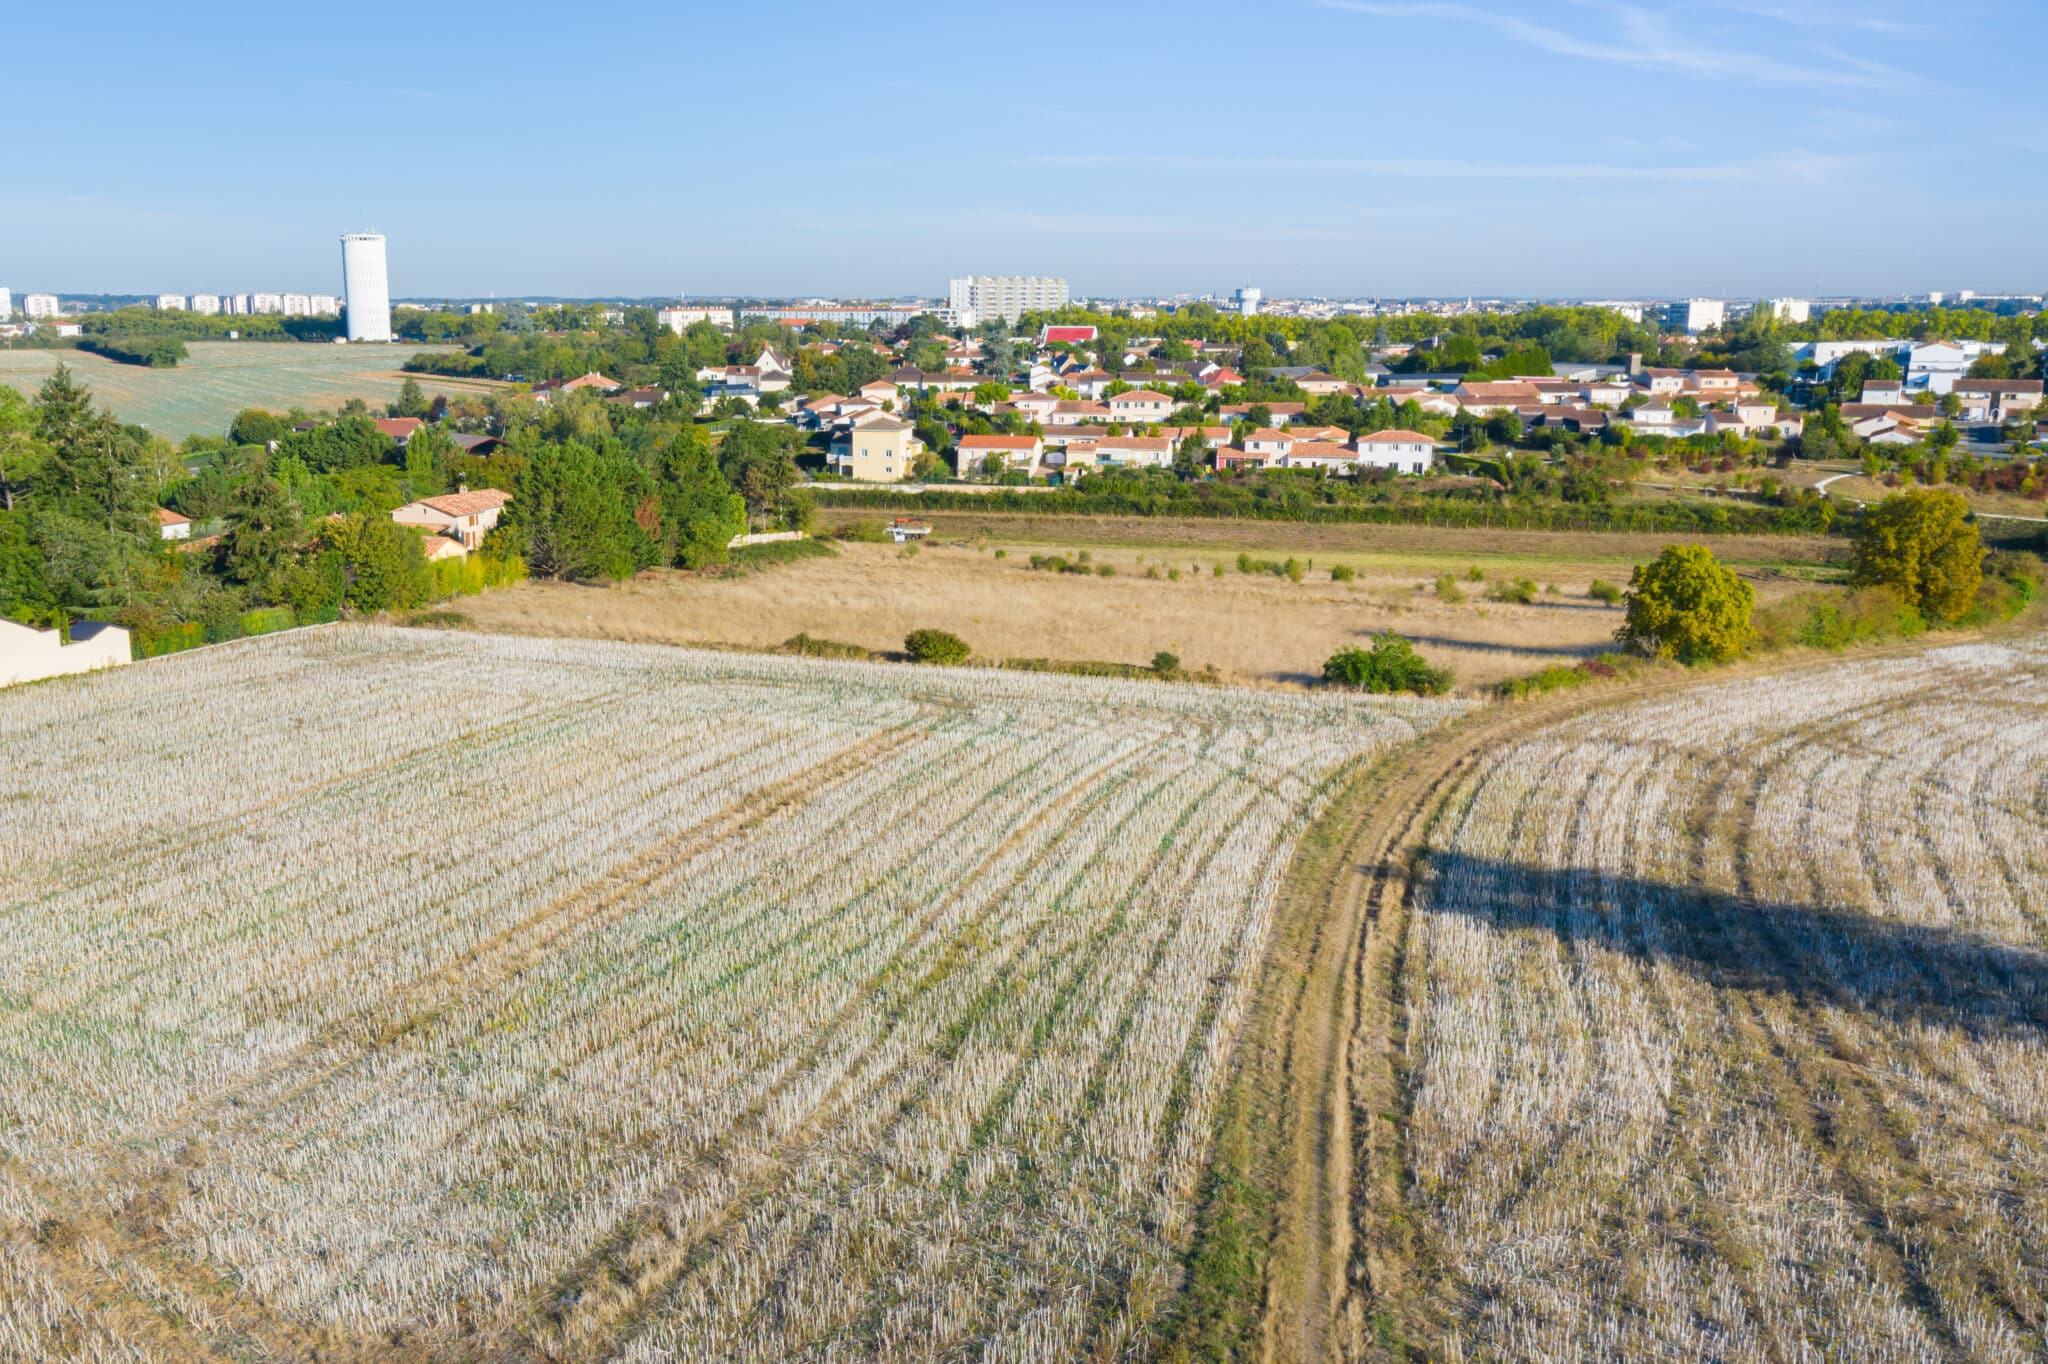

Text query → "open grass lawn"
[0,341,497,440]
[451,534,1824,690]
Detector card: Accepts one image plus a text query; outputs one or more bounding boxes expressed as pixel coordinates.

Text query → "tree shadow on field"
[1418,852,2048,1042]
[1389,634,1612,660]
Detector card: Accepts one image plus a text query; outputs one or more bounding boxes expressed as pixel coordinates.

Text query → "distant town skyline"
[5,0,2043,299]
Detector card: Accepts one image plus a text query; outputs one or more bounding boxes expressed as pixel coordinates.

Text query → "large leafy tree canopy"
[1618,544,1756,665]
[1851,490,1985,623]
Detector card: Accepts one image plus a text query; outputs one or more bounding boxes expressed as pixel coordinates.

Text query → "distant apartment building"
[156,294,187,312]
[223,294,251,315]
[658,304,736,332]
[1766,297,1813,323]
[947,275,1068,326]
[1666,298,1726,334]
[0,288,11,317]
[746,303,929,328]
[24,293,60,319]
[189,293,220,316]
[1585,300,1646,323]
[310,294,340,316]
[251,292,284,314]
[282,293,311,316]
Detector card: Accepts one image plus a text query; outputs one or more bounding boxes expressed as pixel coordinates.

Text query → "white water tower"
[340,232,392,341]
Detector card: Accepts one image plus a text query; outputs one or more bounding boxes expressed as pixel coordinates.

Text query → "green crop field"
[0,341,499,440]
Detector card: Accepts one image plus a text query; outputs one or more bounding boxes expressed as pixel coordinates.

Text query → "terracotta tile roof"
[1356,429,1435,444]
[374,417,424,440]
[958,434,1039,448]
[152,507,189,525]
[415,488,512,517]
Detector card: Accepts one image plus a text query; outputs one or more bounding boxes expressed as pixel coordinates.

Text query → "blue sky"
[5,0,2042,300]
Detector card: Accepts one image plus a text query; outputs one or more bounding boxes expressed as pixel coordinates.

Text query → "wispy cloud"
[1313,0,1919,88]
[1001,149,1856,186]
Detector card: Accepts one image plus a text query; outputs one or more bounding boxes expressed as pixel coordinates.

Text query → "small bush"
[835,519,890,543]
[1095,563,1116,577]
[1212,562,1224,578]
[782,632,878,660]
[1487,578,1537,605]
[905,628,971,665]
[1331,565,1356,583]
[1434,574,1465,604]
[1498,664,1592,699]
[1465,564,1485,582]
[1284,557,1304,583]
[993,549,1007,560]
[1587,579,1623,604]
[1323,632,1455,696]
[1152,650,1182,678]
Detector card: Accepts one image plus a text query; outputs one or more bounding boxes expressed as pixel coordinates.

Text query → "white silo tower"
[340,232,392,341]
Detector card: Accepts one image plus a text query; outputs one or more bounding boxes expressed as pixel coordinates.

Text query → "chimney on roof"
[458,482,468,494]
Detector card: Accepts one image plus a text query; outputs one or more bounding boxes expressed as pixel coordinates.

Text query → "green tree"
[717,420,801,526]
[1617,544,1755,664]
[388,376,431,419]
[905,628,971,664]
[326,513,430,612]
[1851,489,1984,622]
[216,471,304,589]
[659,429,747,568]
[230,408,287,446]
[1322,632,1454,695]
[497,440,652,581]
[0,385,45,512]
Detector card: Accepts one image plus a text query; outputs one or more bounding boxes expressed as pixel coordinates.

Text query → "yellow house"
[836,415,923,482]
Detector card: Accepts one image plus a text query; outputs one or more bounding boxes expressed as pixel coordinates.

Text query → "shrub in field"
[1617,544,1754,665]
[1851,489,1984,622]
[1331,565,1356,583]
[904,628,971,664]
[1465,564,1485,582]
[1487,577,1537,605]
[781,632,877,660]
[1324,632,1455,695]
[1152,650,1182,679]
[834,518,890,543]
[1587,579,1622,604]
[1434,574,1466,604]
[1497,663,1592,698]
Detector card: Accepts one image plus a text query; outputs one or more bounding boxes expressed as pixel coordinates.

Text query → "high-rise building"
[340,232,392,341]
[282,293,311,316]
[1765,298,1812,324]
[156,294,187,312]
[189,294,220,316]
[309,294,340,316]
[947,275,1067,327]
[1665,298,1726,334]
[1234,286,1262,317]
[24,293,60,319]
[223,294,251,315]
[0,288,11,318]
[251,292,283,314]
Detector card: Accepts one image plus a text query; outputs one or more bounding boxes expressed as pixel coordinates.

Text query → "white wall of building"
[0,287,11,317]
[190,293,220,315]
[340,232,393,341]
[24,293,60,319]
[0,620,132,689]
[947,276,1068,325]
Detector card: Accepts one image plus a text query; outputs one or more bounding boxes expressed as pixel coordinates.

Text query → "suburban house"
[153,508,191,541]
[956,434,1042,473]
[1953,379,2044,422]
[449,434,504,457]
[1219,402,1306,424]
[1451,381,1543,414]
[1,618,132,688]
[606,387,666,409]
[1240,428,1297,459]
[858,379,901,407]
[1294,373,1356,397]
[1277,440,1356,471]
[1008,392,1059,422]
[532,371,619,398]
[1041,325,1097,345]
[1157,424,1230,449]
[390,487,511,550]
[833,414,922,482]
[1092,436,1173,468]
[419,535,468,562]
[1353,429,1436,474]
[1106,390,1173,424]
[1047,400,1110,426]
[1860,381,1908,407]
[374,417,424,446]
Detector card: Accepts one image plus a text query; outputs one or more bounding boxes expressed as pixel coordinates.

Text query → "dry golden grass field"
[451,531,1824,691]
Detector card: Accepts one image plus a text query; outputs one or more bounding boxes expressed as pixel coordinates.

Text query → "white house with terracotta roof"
[1,618,132,688]
[1276,441,1357,472]
[1450,381,1543,414]
[956,434,1042,475]
[832,414,923,481]
[153,508,191,541]
[374,416,425,446]
[1106,390,1173,424]
[1093,436,1173,468]
[419,534,469,562]
[1353,429,1436,474]
[391,487,512,550]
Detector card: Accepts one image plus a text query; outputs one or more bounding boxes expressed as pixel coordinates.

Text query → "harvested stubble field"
[0,625,1458,1361]
[0,342,489,439]
[453,539,1814,690]
[1374,637,2048,1359]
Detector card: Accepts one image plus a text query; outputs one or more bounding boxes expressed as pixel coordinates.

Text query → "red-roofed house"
[391,487,512,549]
[374,417,425,445]
[152,508,191,541]
[1106,390,1173,423]
[957,434,1042,474]
[1353,429,1436,474]
[1041,325,1098,345]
